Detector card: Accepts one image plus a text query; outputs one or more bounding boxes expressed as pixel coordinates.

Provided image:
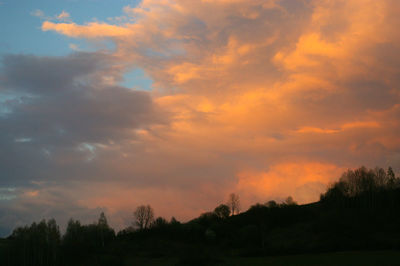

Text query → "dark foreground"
[126,251,400,266]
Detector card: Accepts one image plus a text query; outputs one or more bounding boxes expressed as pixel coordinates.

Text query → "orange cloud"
[24,190,39,197]
[42,21,132,38]
[237,162,345,204]
[296,121,380,134]
[31,0,400,226]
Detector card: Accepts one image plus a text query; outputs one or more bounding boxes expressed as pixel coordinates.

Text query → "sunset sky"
[1,0,400,236]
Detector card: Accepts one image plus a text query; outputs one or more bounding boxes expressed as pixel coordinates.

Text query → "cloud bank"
[1,0,400,235]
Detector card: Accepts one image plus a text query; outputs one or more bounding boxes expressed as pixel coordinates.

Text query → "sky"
[1,0,400,236]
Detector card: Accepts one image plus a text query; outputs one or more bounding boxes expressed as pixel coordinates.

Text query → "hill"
[1,166,400,265]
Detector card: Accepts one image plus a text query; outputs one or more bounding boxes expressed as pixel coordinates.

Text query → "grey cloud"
[1,85,154,145]
[0,52,165,186]
[1,53,105,94]
[0,52,168,236]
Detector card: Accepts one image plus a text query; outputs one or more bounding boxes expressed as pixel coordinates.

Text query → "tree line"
[1,166,399,265]
[1,192,244,265]
[320,166,400,208]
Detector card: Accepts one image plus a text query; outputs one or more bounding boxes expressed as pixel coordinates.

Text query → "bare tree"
[133,205,154,230]
[227,193,240,215]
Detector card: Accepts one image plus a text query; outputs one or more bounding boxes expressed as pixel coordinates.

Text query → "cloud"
[69,43,80,51]
[0,51,168,235]
[31,10,72,22]
[236,162,345,205]
[2,0,400,236]
[31,9,45,19]
[56,11,71,22]
[0,51,165,190]
[42,22,133,38]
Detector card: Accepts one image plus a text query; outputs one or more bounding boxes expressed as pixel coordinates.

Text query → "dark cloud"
[1,53,105,94]
[0,52,166,226]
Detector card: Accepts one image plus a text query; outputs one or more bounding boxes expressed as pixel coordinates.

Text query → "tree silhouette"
[283,196,297,206]
[214,204,230,219]
[321,166,400,208]
[9,219,61,266]
[265,200,278,208]
[134,205,154,230]
[170,217,180,225]
[98,212,113,248]
[98,212,108,227]
[152,217,168,229]
[388,166,396,187]
[227,193,240,215]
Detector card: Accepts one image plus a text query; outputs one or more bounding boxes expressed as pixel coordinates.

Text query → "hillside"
[1,166,400,265]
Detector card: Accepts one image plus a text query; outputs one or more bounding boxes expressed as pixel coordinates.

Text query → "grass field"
[221,250,400,266]
[125,250,400,266]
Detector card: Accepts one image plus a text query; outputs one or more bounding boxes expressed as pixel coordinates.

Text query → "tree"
[151,217,168,229]
[388,166,395,179]
[283,196,297,206]
[98,212,108,228]
[227,193,240,215]
[214,204,231,219]
[170,217,179,225]
[388,166,396,187]
[134,205,154,230]
[321,166,400,208]
[265,200,278,208]
[46,218,61,265]
[98,212,110,247]
[10,219,61,266]
[63,218,85,261]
